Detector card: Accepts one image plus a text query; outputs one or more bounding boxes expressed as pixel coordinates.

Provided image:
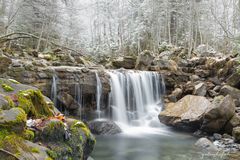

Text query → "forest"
[0,0,240,160]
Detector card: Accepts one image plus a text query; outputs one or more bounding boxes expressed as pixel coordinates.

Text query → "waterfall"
[95,72,102,119]
[51,75,58,106]
[75,84,83,119]
[107,70,165,128]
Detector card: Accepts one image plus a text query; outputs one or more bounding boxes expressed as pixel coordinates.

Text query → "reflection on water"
[91,130,226,160]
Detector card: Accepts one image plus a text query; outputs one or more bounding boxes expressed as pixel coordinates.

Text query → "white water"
[75,84,83,119]
[51,75,58,106]
[95,72,102,119]
[107,69,165,134]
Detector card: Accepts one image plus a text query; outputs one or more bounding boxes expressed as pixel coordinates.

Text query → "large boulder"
[150,59,178,72]
[88,120,122,135]
[0,107,27,132]
[159,95,211,130]
[135,50,154,70]
[201,95,235,133]
[112,56,136,69]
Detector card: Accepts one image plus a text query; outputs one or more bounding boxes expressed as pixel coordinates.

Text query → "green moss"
[0,108,27,133]
[2,83,14,92]
[15,107,27,123]
[70,121,90,138]
[8,79,20,84]
[47,150,58,159]
[23,129,34,141]
[31,147,40,153]
[17,89,54,118]
[4,96,15,108]
[0,134,29,155]
[45,158,53,160]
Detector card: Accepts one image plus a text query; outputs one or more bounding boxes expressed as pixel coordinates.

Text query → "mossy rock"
[39,119,66,142]
[16,89,54,118]
[0,107,27,133]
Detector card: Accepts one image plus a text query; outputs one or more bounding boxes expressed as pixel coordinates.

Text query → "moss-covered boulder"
[39,119,66,142]
[35,118,95,160]
[16,89,54,118]
[0,108,27,132]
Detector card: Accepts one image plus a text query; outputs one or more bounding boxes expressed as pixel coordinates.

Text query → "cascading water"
[51,75,58,106]
[107,69,165,133]
[75,84,83,119]
[95,72,102,119]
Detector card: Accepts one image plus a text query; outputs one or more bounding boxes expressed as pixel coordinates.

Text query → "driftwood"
[0,149,21,160]
[0,32,82,55]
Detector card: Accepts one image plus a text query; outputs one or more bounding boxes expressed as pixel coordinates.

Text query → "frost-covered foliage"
[0,0,240,55]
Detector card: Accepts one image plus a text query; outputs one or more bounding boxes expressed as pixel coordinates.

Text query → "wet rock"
[88,120,122,135]
[193,82,207,96]
[195,138,218,153]
[201,95,235,133]
[135,50,154,70]
[159,95,211,130]
[213,133,222,140]
[233,127,240,142]
[57,92,81,110]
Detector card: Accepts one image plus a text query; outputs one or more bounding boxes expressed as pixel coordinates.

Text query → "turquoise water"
[91,129,226,160]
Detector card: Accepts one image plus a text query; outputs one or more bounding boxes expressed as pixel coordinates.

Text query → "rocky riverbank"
[1,44,240,159]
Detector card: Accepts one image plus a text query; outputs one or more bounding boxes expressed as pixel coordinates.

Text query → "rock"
[213,133,222,140]
[159,95,211,130]
[183,81,195,94]
[57,92,81,110]
[201,95,235,133]
[151,59,178,72]
[0,107,27,132]
[39,119,66,142]
[195,44,217,57]
[135,50,154,70]
[195,138,219,153]
[226,73,240,88]
[168,88,183,102]
[0,56,12,73]
[88,120,122,135]
[232,127,240,142]
[112,56,136,69]
[37,119,96,160]
[0,94,10,109]
[159,50,174,60]
[224,115,240,134]
[193,82,207,96]
[220,85,240,100]
[190,75,200,82]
